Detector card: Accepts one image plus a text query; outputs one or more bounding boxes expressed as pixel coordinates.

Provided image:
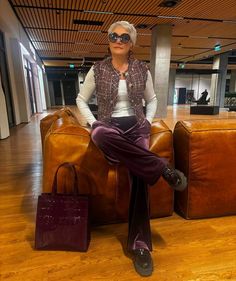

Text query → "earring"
[128,49,134,59]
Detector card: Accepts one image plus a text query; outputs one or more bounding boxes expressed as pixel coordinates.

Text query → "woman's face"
[108,25,133,57]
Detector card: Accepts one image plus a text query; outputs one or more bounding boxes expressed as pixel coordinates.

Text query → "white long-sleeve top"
[76,66,157,126]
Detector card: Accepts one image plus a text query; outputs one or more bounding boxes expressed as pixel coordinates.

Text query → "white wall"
[0,0,45,125]
[37,66,47,110]
[10,38,31,122]
[175,74,211,100]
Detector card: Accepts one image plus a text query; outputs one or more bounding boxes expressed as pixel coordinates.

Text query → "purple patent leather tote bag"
[35,163,90,251]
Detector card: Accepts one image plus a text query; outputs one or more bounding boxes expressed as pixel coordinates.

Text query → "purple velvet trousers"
[91,116,167,251]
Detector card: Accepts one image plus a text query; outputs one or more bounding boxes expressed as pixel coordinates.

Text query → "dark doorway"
[53,81,63,105]
[0,30,15,127]
[63,81,76,105]
[46,69,78,106]
[178,87,187,104]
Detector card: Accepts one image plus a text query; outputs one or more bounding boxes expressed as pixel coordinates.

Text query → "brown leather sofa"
[173,119,236,219]
[40,107,174,225]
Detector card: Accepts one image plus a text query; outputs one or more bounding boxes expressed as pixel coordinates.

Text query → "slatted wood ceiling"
[8,0,236,68]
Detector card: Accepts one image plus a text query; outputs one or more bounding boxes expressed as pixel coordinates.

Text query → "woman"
[76,21,187,277]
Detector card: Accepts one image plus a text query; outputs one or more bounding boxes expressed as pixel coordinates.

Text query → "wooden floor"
[1,105,236,281]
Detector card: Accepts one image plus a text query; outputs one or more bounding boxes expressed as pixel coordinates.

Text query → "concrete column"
[150,24,172,118]
[43,73,51,108]
[48,80,55,106]
[4,33,20,125]
[229,70,236,92]
[60,80,65,106]
[210,52,228,107]
[168,68,176,105]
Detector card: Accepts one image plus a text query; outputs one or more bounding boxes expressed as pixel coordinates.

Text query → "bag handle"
[52,162,79,195]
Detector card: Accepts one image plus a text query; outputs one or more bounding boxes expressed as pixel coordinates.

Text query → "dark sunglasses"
[108,32,131,44]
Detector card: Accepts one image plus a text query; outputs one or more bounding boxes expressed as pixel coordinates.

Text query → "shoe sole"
[133,260,153,277]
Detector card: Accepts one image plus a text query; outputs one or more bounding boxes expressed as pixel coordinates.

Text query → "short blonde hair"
[108,21,137,45]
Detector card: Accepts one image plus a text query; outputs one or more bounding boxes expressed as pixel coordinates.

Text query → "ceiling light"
[189,35,209,39]
[83,10,113,15]
[223,20,236,24]
[73,30,102,33]
[137,33,151,36]
[73,20,104,26]
[75,42,94,45]
[157,15,183,19]
[136,24,149,29]
[159,0,181,8]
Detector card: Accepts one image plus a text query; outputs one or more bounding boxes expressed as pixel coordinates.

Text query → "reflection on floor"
[0,105,236,281]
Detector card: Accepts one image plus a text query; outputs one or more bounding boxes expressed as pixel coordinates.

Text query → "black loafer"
[132,248,153,277]
[162,167,187,191]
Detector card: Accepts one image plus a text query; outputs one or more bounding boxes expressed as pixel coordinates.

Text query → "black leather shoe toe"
[132,248,153,277]
[163,167,187,191]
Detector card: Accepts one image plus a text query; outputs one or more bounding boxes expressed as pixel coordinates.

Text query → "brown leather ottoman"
[173,119,236,219]
[40,108,174,225]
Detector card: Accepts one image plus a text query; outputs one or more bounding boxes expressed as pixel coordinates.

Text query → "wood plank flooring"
[1,106,236,281]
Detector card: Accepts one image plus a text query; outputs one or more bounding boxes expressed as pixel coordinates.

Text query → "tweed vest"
[93,57,148,124]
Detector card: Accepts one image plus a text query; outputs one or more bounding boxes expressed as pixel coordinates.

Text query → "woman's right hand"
[91,120,103,129]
